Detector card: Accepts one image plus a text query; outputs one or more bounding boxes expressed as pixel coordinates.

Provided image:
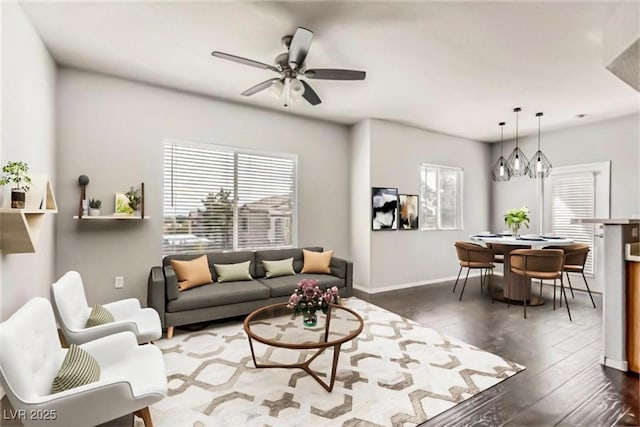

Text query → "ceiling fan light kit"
[211,26,366,107]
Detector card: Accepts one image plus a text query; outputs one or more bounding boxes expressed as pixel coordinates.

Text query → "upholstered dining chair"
[509,249,570,320]
[544,244,597,309]
[0,298,167,427]
[486,242,506,265]
[453,241,495,301]
[52,271,161,345]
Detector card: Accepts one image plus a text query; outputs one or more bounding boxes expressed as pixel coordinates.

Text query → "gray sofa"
[148,246,352,337]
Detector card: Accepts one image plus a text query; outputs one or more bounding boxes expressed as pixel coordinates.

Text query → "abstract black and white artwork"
[399,194,419,230]
[372,187,398,230]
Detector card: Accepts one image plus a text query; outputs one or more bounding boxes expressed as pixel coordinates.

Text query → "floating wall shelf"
[0,174,58,254]
[73,215,150,220]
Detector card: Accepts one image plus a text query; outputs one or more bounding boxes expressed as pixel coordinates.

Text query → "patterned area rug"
[145,298,524,426]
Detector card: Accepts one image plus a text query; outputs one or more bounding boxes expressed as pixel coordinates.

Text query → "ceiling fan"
[211,27,366,107]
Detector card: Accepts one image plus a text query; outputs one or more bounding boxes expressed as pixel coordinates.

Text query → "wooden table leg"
[134,407,153,427]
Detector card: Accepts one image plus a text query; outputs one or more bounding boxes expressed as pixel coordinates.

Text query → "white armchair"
[51,271,161,345]
[0,297,167,427]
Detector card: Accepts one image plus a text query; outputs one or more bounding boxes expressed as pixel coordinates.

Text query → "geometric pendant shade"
[528,112,552,178]
[491,122,513,181]
[507,107,530,177]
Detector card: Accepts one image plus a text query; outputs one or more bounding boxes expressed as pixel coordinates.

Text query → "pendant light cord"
[537,115,541,151]
[515,110,519,148]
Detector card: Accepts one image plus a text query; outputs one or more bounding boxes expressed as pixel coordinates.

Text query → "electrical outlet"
[115,276,124,289]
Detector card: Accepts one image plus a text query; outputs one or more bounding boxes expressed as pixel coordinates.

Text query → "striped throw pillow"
[85,304,115,328]
[51,344,100,393]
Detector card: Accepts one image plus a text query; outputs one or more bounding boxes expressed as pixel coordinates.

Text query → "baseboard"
[600,355,628,372]
[354,271,493,295]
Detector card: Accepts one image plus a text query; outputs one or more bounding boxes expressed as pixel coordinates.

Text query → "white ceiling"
[20,1,640,142]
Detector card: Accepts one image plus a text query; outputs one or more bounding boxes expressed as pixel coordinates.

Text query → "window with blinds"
[163,140,297,255]
[551,172,595,275]
[419,163,464,230]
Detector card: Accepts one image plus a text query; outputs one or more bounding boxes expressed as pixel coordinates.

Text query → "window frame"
[419,163,464,231]
[163,138,298,254]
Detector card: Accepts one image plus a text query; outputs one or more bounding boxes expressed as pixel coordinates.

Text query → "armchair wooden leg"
[134,407,153,427]
[166,326,174,339]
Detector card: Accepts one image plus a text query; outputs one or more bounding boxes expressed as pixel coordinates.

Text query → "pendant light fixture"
[528,112,552,178]
[507,107,530,177]
[491,122,513,181]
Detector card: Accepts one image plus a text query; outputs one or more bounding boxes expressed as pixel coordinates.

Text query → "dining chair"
[544,244,596,309]
[509,249,570,320]
[453,241,495,302]
[486,242,506,265]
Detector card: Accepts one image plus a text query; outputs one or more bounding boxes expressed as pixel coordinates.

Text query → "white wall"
[0,1,56,321]
[350,120,371,289]
[56,68,351,306]
[491,113,640,233]
[352,119,492,292]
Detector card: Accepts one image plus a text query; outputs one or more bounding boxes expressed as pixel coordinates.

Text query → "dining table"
[470,234,574,305]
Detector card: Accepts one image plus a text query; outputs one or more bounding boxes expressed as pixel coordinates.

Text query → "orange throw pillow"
[170,255,213,291]
[301,249,334,274]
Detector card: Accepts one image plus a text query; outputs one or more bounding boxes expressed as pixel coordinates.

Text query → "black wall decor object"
[372,187,398,230]
[399,194,419,230]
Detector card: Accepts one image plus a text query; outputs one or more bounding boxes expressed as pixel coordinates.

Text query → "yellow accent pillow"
[171,255,213,291]
[301,249,334,274]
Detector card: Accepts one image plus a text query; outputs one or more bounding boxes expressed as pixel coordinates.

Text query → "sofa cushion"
[166,280,270,312]
[302,249,334,274]
[255,247,323,277]
[171,255,214,291]
[163,251,256,282]
[214,261,253,283]
[258,274,345,298]
[263,258,295,278]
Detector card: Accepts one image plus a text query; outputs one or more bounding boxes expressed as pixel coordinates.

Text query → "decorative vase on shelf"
[303,310,318,328]
[88,208,101,216]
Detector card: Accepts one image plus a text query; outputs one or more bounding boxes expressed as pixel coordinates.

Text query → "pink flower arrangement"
[287,279,340,317]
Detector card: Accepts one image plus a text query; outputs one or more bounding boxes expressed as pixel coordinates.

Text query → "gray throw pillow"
[51,344,100,394]
[263,258,295,278]
[85,304,114,328]
[214,260,253,283]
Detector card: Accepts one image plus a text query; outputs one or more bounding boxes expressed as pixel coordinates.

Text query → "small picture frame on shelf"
[114,192,133,215]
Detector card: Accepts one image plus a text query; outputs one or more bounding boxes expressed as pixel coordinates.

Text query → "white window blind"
[551,172,595,275]
[163,140,296,255]
[420,163,464,230]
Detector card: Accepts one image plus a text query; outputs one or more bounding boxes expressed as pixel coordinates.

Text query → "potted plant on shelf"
[125,186,142,215]
[88,198,102,216]
[0,161,32,209]
[504,205,530,238]
[287,279,340,327]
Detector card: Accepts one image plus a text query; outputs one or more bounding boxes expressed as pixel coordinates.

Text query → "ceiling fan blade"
[288,27,313,70]
[300,80,321,106]
[241,78,281,96]
[211,51,279,72]
[304,68,366,80]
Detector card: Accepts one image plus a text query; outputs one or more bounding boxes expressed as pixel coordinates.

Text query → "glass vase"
[511,224,521,238]
[303,311,318,327]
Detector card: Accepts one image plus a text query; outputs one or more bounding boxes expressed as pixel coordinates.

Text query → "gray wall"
[56,68,351,306]
[1,2,57,321]
[351,119,492,292]
[490,113,640,233]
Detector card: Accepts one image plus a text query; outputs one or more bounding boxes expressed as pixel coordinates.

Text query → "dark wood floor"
[2,275,637,426]
[364,275,640,427]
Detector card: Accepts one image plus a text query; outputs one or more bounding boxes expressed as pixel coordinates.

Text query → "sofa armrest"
[330,257,353,297]
[147,267,166,328]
